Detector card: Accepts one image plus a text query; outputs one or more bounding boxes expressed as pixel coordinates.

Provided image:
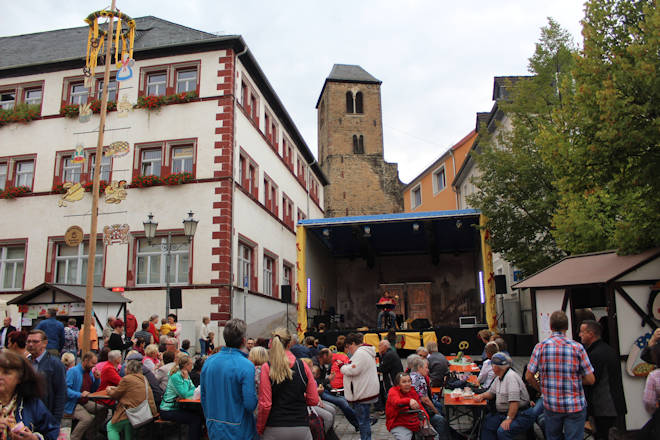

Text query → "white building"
[0,16,326,342]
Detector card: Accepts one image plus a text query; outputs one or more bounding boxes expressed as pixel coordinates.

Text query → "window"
[263,255,274,296]
[283,264,292,287]
[238,150,258,198]
[89,153,111,182]
[62,156,83,183]
[433,166,446,193]
[69,82,89,105]
[141,149,162,176]
[0,163,7,191]
[136,237,189,285]
[237,242,253,289]
[171,146,193,174]
[282,194,294,229]
[265,111,278,147]
[355,91,363,113]
[297,156,306,186]
[263,176,278,215]
[248,164,257,196]
[0,245,25,290]
[176,70,197,93]
[24,88,42,106]
[346,91,354,113]
[411,185,422,209]
[14,160,34,188]
[96,78,117,102]
[0,90,16,110]
[282,138,293,169]
[146,72,167,96]
[55,241,103,285]
[353,135,364,154]
[310,178,319,205]
[297,209,307,222]
[240,78,259,125]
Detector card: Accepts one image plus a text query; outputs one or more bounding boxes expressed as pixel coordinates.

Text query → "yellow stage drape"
[480,215,497,331]
[296,225,307,341]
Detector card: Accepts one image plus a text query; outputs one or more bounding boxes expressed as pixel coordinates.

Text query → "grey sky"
[3,1,585,183]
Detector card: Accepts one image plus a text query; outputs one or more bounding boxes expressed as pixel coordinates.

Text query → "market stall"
[514,248,660,430]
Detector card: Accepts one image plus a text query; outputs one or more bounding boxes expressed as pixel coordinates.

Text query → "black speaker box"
[281,285,292,303]
[169,288,182,309]
[494,275,508,295]
[411,318,431,329]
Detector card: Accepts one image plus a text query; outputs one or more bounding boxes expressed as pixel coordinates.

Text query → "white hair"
[108,350,122,362]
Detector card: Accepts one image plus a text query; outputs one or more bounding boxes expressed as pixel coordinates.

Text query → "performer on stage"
[377,291,399,329]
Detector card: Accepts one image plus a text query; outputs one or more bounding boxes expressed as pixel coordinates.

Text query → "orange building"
[403,130,476,212]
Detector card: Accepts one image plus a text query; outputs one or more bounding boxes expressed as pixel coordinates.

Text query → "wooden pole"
[81,0,117,354]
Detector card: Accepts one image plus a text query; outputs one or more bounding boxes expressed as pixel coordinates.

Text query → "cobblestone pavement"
[333,411,395,439]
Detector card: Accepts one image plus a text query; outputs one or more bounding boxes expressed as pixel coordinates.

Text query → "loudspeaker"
[411,318,431,330]
[494,275,508,295]
[169,288,182,309]
[281,285,292,303]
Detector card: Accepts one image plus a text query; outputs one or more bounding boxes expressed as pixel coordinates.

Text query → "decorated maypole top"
[80,1,135,354]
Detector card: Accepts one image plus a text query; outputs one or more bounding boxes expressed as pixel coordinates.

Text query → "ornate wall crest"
[103,224,129,245]
[65,225,84,247]
[117,95,131,118]
[104,180,127,204]
[58,182,85,207]
[104,141,129,157]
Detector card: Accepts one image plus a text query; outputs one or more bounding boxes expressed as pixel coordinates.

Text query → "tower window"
[352,135,364,154]
[355,92,363,113]
[345,91,354,113]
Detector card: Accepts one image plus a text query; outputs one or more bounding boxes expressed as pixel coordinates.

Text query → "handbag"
[308,407,325,440]
[125,377,154,428]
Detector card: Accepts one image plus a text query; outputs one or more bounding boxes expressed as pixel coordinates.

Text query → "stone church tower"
[316,64,403,217]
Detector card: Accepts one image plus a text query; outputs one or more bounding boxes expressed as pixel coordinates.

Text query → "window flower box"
[60,100,117,118]
[162,172,193,185]
[135,91,198,111]
[0,104,41,127]
[131,175,162,188]
[0,186,31,199]
[83,180,109,194]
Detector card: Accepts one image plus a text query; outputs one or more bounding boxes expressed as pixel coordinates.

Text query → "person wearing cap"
[474,353,537,440]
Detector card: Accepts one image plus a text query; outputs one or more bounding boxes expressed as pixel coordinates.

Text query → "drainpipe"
[449,149,460,208]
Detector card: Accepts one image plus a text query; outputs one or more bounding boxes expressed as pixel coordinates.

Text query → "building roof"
[0,16,226,70]
[513,248,660,289]
[316,64,381,108]
[403,130,477,190]
[0,16,328,185]
[7,283,132,305]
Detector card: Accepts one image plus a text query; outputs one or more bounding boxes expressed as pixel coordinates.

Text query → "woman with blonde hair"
[160,354,202,439]
[61,352,76,370]
[248,346,269,389]
[142,344,160,371]
[257,328,319,439]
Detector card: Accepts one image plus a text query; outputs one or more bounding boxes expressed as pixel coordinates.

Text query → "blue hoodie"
[201,348,258,440]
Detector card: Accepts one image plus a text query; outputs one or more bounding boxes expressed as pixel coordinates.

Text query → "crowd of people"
[0,308,656,440]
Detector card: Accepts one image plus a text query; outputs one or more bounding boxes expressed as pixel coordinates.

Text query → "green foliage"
[467,18,575,276]
[542,0,660,254]
[0,103,41,127]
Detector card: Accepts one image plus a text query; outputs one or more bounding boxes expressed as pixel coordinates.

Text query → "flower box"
[131,175,162,188]
[0,186,32,199]
[135,91,198,111]
[0,104,41,127]
[162,172,194,185]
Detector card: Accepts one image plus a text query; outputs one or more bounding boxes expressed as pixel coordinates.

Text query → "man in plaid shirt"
[526,311,595,440]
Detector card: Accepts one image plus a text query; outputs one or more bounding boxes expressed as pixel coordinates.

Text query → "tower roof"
[316,64,381,108]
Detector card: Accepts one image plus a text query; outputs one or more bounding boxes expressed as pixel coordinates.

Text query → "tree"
[541,0,660,254]
[467,18,576,275]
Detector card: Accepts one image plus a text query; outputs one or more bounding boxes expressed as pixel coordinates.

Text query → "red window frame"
[282,193,294,229]
[13,158,36,190]
[138,61,201,98]
[297,208,307,222]
[296,156,307,187]
[238,148,258,199]
[263,250,278,298]
[139,147,163,177]
[263,174,278,216]
[237,236,257,290]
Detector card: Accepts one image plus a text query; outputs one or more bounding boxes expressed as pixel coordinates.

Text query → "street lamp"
[143,211,199,316]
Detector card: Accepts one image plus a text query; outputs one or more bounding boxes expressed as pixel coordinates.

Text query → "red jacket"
[330,352,349,389]
[148,322,159,345]
[385,386,428,432]
[125,313,138,338]
[98,362,122,406]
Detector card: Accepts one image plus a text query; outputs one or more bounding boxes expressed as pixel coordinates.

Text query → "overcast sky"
[3,1,585,183]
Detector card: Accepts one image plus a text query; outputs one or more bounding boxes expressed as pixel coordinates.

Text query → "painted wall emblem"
[64,225,84,247]
[103,224,130,245]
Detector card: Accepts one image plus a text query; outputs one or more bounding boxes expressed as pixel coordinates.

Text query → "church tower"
[316,64,403,217]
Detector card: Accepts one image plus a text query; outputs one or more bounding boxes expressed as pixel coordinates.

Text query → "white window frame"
[0,245,25,291]
[176,69,197,93]
[237,242,252,289]
[24,88,42,106]
[14,160,34,188]
[141,149,162,176]
[0,163,7,191]
[411,184,422,209]
[136,237,189,286]
[62,156,83,183]
[54,241,103,285]
[146,72,167,97]
[96,78,118,102]
[171,146,193,174]
[432,166,446,194]
[89,154,111,182]
[283,264,292,286]
[0,90,16,110]
[70,83,89,105]
[263,255,274,296]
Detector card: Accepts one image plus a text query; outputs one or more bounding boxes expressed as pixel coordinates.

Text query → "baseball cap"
[491,352,512,366]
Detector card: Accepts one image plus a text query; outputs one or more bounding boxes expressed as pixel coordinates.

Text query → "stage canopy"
[299,209,482,258]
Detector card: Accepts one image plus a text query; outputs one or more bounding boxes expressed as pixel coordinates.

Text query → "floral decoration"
[60,100,117,118]
[0,186,32,199]
[162,172,194,185]
[130,174,162,188]
[84,180,109,194]
[135,91,198,111]
[0,104,41,127]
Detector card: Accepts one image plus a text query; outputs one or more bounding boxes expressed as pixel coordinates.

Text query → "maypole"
[80,1,135,353]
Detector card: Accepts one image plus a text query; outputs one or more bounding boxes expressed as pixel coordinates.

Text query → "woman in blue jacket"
[0,351,60,440]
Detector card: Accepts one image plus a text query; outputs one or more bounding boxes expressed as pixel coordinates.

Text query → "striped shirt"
[528,332,594,413]
[643,368,660,414]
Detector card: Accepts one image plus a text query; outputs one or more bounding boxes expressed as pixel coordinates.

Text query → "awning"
[299,209,482,257]
[7,283,131,305]
[513,248,660,289]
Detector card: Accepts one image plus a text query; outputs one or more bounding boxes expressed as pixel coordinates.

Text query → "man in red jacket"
[125,311,138,338]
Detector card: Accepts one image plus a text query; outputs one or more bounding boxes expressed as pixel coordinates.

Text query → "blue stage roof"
[300,210,482,258]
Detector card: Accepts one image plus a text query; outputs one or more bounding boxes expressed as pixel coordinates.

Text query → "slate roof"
[0,16,234,70]
[327,64,381,84]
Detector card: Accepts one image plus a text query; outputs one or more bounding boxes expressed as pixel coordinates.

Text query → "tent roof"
[514,248,660,289]
[7,283,131,305]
